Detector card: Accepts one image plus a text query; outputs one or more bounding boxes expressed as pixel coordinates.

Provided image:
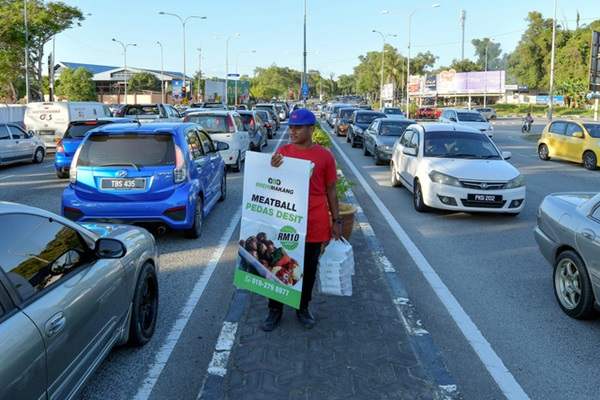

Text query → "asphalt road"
[0,126,288,400]
[322,119,600,400]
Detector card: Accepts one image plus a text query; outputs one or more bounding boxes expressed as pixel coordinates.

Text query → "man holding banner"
[264,109,341,331]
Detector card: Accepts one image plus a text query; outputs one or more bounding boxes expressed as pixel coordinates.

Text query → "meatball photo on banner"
[234,151,311,309]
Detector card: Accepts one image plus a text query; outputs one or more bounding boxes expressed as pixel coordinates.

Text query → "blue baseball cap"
[288,108,316,126]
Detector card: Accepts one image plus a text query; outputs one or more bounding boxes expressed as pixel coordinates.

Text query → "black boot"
[261,308,282,332]
[296,307,316,329]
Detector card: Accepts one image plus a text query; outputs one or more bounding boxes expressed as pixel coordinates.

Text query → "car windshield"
[185,115,234,133]
[424,131,501,159]
[357,113,385,124]
[64,121,111,139]
[124,105,160,116]
[583,123,600,138]
[457,112,486,122]
[379,121,412,136]
[384,108,403,114]
[77,134,175,167]
[256,111,270,121]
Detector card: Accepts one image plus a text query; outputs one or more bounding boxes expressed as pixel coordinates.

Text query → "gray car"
[363,118,415,164]
[534,192,600,319]
[0,123,46,166]
[0,202,159,400]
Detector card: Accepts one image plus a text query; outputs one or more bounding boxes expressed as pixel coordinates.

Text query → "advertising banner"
[381,83,394,100]
[205,79,226,103]
[436,70,505,94]
[234,152,311,309]
[171,79,191,99]
[408,75,422,94]
[535,95,565,105]
[424,74,437,94]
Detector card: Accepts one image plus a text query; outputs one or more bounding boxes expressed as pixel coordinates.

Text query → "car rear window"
[185,115,234,133]
[339,109,356,119]
[356,112,385,123]
[77,134,175,167]
[64,121,111,138]
[124,105,160,116]
[380,121,412,136]
[384,108,403,114]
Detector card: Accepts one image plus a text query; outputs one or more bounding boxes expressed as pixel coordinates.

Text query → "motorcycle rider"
[523,112,534,132]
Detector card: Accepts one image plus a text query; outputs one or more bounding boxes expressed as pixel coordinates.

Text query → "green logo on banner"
[278,225,300,251]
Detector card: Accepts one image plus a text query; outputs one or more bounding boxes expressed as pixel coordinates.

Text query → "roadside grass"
[494,103,594,118]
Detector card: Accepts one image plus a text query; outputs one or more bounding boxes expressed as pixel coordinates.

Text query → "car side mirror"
[449,117,457,122]
[28,130,35,136]
[573,131,584,139]
[95,238,126,259]
[403,147,417,156]
[502,151,512,160]
[215,141,229,151]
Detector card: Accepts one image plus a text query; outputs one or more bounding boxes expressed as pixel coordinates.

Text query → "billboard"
[172,79,191,99]
[411,70,506,95]
[205,79,226,103]
[590,31,600,92]
[381,83,394,101]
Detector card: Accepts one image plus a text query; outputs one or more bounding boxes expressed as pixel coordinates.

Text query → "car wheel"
[346,133,351,143]
[184,198,203,239]
[128,262,159,346]
[255,142,262,153]
[33,147,44,164]
[374,150,384,165]
[413,180,429,213]
[219,171,227,202]
[232,151,242,172]
[56,169,69,179]
[583,151,597,170]
[554,251,596,319]
[390,163,401,187]
[538,144,550,161]
[351,136,358,148]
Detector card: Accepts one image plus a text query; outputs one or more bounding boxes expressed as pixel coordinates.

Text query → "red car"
[415,107,441,120]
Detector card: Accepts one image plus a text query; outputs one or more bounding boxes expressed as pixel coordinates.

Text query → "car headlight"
[381,145,392,151]
[354,126,363,134]
[428,170,461,187]
[504,174,525,189]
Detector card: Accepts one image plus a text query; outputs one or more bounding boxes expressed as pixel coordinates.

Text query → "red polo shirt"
[277,143,337,243]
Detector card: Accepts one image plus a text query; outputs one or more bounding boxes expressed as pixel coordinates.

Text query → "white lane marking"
[206,322,238,377]
[328,130,530,399]
[133,209,242,400]
[0,175,14,181]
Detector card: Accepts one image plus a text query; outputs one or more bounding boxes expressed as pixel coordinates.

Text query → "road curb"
[343,185,461,400]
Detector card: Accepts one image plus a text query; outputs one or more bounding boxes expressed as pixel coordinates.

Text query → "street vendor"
[262,108,341,331]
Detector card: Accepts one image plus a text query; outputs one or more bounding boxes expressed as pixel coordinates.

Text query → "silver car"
[534,192,600,319]
[476,107,497,121]
[0,202,159,400]
[0,123,46,165]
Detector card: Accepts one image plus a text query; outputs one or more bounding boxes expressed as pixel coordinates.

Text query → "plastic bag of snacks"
[318,239,354,296]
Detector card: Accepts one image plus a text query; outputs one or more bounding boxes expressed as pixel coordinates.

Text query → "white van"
[24,102,112,148]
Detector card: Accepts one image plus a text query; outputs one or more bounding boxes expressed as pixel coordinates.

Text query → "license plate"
[469,194,502,202]
[101,178,146,190]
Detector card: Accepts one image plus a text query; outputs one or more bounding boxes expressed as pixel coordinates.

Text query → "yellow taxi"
[537,120,600,170]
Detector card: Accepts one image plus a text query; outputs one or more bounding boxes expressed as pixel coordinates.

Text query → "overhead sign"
[589,31,600,92]
[227,73,240,79]
[301,82,309,99]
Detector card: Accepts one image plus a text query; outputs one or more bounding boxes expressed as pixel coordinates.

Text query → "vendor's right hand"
[271,152,283,168]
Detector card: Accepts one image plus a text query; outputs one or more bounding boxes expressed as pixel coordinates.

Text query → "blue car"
[55,118,135,179]
[61,122,228,238]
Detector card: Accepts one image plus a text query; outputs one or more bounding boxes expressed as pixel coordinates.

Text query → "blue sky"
[52,0,600,79]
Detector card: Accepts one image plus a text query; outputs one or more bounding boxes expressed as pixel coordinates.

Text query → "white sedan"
[390,123,526,215]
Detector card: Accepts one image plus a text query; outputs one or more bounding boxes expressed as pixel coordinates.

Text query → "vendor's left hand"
[332,222,342,240]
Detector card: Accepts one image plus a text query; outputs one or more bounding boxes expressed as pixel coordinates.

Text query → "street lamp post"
[156,41,164,103]
[225,33,240,106]
[393,4,440,118]
[372,30,397,110]
[197,48,202,101]
[24,0,30,103]
[548,0,558,121]
[235,49,256,106]
[302,0,307,105]
[112,38,136,105]
[159,12,206,102]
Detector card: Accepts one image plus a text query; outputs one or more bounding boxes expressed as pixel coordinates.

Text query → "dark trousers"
[269,242,323,311]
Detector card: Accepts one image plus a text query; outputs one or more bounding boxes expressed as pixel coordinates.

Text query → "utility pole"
[156,41,164,103]
[302,0,307,105]
[460,10,466,60]
[484,42,488,108]
[548,0,557,121]
[24,0,30,103]
[197,48,202,101]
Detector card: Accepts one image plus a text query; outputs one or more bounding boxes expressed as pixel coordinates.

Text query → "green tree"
[250,65,301,100]
[0,0,84,101]
[449,58,480,72]
[129,72,161,92]
[471,38,503,70]
[337,74,355,95]
[55,67,96,100]
[410,51,437,74]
